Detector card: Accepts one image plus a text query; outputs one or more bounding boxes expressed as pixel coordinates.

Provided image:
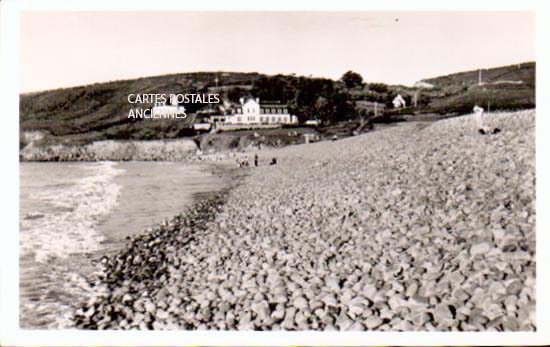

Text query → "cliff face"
[20,136,198,161]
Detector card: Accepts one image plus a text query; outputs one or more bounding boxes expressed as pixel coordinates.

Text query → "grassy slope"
[20,63,535,146]
[420,62,535,113]
[20,72,261,144]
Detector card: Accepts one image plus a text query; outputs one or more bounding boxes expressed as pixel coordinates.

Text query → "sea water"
[19,161,225,329]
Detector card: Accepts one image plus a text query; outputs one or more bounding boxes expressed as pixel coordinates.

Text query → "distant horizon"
[21,12,535,93]
[20,59,535,94]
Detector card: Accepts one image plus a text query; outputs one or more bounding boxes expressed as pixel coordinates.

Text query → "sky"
[20,11,535,92]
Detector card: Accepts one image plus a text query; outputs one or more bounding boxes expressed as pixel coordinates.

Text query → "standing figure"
[254,154,259,167]
[473,105,501,135]
[473,105,487,133]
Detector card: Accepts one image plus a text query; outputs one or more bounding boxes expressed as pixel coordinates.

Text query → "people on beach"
[236,156,250,168]
[254,154,259,167]
[270,158,277,165]
[473,105,501,135]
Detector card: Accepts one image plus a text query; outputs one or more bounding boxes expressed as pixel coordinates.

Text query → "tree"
[330,90,357,122]
[368,82,389,94]
[340,71,364,88]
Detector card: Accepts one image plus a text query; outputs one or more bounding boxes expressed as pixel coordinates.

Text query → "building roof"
[240,96,257,104]
[240,96,288,108]
[261,104,288,108]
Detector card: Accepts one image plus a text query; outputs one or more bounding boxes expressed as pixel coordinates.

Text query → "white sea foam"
[20,161,125,263]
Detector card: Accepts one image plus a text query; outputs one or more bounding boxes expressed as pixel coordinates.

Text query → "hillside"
[417,62,535,113]
[422,62,535,87]
[20,62,535,149]
[20,72,262,146]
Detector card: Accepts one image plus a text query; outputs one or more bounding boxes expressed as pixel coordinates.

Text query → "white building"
[392,94,407,108]
[152,99,187,118]
[193,123,212,132]
[211,97,298,125]
[305,119,321,126]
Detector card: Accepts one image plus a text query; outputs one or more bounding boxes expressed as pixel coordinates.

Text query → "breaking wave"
[20,161,124,263]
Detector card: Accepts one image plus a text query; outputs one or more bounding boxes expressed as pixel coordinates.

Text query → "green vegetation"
[340,71,365,88]
[417,62,535,114]
[20,72,262,143]
[20,62,535,146]
[196,127,319,153]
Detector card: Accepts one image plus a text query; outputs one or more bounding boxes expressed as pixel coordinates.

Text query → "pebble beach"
[74,109,536,331]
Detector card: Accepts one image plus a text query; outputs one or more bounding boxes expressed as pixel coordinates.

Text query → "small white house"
[193,123,212,131]
[305,119,321,126]
[211,97,298,125]
[392,94,407,108]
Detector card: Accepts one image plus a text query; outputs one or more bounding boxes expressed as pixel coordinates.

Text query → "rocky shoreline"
[73,110,536,331]
[73,191,230,329]
[19,138,199,162]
